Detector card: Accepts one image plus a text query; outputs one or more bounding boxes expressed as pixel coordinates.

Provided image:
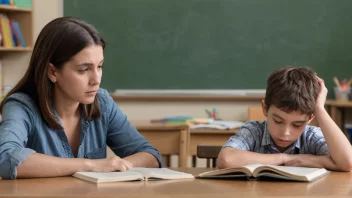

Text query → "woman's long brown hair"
[0,17,105,129]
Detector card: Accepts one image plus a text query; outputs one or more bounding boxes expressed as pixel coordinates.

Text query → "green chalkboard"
[64,0,352,92]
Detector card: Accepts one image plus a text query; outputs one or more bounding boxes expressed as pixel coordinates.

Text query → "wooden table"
[1,168,351,198]
[131,121,190,168]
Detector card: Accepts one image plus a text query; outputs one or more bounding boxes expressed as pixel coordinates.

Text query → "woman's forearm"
[17,153,92,178]
[123,152,159,168]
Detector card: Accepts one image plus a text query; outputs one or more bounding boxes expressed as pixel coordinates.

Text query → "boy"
[218,67,352,171]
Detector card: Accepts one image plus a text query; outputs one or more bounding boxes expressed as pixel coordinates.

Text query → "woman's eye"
[78,68,88,72]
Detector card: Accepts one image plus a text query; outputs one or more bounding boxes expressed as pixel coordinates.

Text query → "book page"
[243,164,265,174]
[130,168,194,180]
[253,165,329,181]
[73,171,144,183]
[198,166,252,177]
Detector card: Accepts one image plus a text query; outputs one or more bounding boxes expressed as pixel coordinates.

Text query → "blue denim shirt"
[0,88,162,179]
[223,121,329,155]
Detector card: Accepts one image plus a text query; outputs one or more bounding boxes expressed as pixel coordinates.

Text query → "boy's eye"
[293,124,303,128]
[273,119,282,124]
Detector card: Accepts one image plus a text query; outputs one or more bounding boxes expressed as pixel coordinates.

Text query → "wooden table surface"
[1,168,351,198]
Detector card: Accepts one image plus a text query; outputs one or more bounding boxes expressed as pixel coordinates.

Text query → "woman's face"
[52,45,104,104]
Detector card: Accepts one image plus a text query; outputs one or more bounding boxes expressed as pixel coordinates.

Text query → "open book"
[73,168,194,183]
[197,164,330,182]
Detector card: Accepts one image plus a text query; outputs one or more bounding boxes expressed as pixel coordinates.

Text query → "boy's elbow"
[217,156,229,169]
[217,148,235,169]
[340,159,352,172]
[333,157,352,172]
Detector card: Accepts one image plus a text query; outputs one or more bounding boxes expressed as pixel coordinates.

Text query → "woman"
[0,17,161,179]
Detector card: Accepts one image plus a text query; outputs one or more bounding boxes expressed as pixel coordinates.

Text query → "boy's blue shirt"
[223,121,329,155]
[0,88,162,179]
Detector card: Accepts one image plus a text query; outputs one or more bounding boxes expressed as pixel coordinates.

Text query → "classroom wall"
[117,100,261,121]
[33,0,63,39]
[116,100,352,125]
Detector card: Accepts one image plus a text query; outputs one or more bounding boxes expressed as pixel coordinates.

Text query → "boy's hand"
[89,156,134,172]
[315,76,328,111]
[283,154,324,168]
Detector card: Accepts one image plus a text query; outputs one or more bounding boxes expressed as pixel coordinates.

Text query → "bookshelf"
[0,4,33,51]
[0,1,33,95]
[0,4,32,12]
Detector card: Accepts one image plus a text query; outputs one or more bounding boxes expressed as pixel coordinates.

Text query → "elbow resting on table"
[217,149,235,169]
[339,159,352,172]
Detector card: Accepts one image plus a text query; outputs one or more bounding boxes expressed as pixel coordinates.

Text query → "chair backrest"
[248,106,266,121]
[197,145,222,168]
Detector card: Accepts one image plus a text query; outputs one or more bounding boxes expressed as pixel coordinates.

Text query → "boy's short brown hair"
[265,66,319,115]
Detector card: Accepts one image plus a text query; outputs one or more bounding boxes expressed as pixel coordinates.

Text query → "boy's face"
[261,101,314,152]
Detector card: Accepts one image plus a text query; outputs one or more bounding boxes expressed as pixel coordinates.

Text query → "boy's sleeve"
[0,101,36,179]
[222,125,256,151]
[306,127,329,156]
[103,91,162,167]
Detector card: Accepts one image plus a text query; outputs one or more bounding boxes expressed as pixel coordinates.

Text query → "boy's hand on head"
[315,76,328,111]
[283,154,324,168]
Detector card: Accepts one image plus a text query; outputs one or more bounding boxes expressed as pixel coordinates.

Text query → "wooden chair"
[248,106,266,120]
[196,144,222,168]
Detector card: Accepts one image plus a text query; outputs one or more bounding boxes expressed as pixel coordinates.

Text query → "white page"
[130,168,194,179]
[243,164,265,173]
[265,165,326,176]
[74,171,143,179]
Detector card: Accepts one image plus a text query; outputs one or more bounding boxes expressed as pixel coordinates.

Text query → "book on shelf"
[197,164,330,182]
[0,14,26,48]
[73,168,194,184]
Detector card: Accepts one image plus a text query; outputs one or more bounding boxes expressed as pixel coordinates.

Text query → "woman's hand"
[88,156,133,172]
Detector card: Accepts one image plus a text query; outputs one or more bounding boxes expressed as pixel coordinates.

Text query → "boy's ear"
[307,114,315,124]
[48,63,58,83]
[261,100,268,117]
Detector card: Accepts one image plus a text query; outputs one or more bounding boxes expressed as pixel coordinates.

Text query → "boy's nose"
[282,127,291,137]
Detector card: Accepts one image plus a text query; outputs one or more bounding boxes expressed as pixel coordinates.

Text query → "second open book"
[73,168,194,183]
[197,164,330,182]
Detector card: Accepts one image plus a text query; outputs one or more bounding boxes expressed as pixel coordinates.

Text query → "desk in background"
[132,121,239,167]
[1,168,351,198]
[325,100,352,139]
[131,121,190,168]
